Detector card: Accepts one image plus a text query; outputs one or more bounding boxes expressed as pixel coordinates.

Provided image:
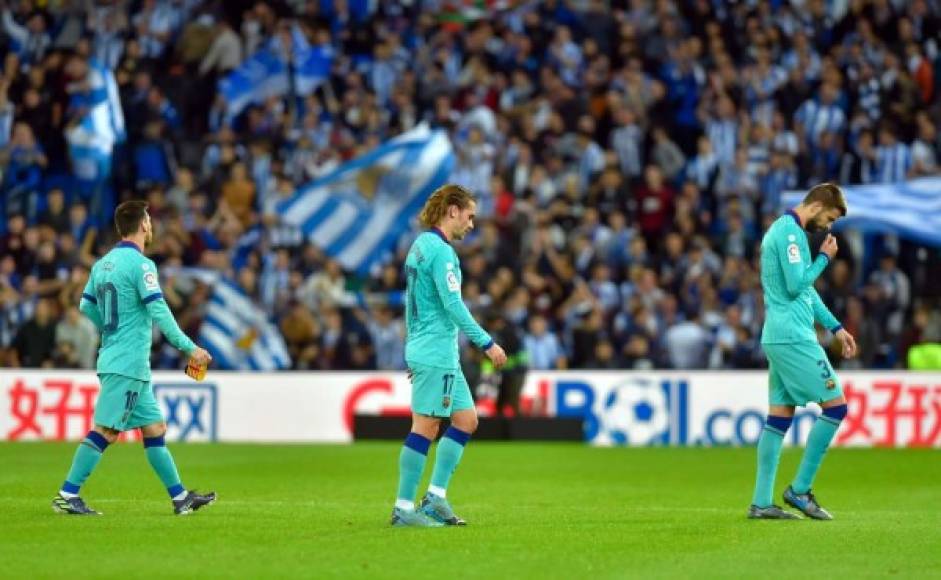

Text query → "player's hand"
[835,329,857,359]
[190,347,212,366]
[485,343,507,369]
[820,234,838,260]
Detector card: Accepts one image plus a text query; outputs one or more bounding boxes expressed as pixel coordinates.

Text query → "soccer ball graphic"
[600,379,670,446]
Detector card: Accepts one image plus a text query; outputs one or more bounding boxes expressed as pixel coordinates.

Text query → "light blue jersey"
[80,241,196,381]
[403,229,493,369]
[760,211,841,344]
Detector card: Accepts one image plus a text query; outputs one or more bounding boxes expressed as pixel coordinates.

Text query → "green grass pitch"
[1,442,939,579]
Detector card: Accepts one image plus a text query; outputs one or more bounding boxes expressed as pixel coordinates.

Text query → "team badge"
[442,395,451,409]
[825,379,836,390]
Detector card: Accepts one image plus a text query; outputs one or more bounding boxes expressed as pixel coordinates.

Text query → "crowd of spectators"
[1,0,940,377]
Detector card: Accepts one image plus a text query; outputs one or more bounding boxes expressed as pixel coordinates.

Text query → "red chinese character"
[41,380,98,440]
[8,379,42,440]
[836,382,872,445]
[906,385,941,447]
[870,381,935,447]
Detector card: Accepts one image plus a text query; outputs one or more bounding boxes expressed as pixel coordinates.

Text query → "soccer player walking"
[749,183,858,520]
[52,201,216,516]
[391,184,507,527]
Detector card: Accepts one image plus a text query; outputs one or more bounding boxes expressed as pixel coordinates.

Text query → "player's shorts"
[94,374,164,431]
[763,342,843,407]
[407,362,473,418]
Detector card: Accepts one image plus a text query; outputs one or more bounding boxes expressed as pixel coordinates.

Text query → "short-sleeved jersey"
[760,211,841,344]
[403,229,493,368]
[82,241,194,381]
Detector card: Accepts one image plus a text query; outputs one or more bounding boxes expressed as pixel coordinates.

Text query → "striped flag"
[781,177,941,246]
[198,279,291,371]
[277,123,455,273]
[66,59,125,181]
[219,30,333,120]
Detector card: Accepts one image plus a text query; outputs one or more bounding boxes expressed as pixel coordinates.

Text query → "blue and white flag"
[295,44,334,95]
[66,59,125,181]
[219,38,332,119]
[198,278,292,371]
[277,123,455,273]
[782,178,941,247]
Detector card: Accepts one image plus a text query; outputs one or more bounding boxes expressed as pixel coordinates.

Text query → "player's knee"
[822,404,848,422]
[411,419,440,440]
[140,422,168,440]
[452,414,478,434]
[94,427,120,445]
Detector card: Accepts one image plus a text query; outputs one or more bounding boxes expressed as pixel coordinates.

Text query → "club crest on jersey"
[442,395,451,409]
[787,243,801,263]
[825,379,836,390]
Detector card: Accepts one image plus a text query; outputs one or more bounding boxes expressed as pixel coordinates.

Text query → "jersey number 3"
[96,282,120,332]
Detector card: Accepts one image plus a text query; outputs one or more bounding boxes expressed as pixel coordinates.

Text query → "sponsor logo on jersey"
[446,271,460,292]
[143,271,159,291]
[787,243,801,263]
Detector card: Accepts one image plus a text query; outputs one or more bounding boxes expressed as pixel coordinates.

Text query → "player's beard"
[452,224,469,240]
[806,210,830,233]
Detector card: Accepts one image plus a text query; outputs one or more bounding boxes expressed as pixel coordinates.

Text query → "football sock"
[429,426,471,494]
[396,432,430,509]
[61,431,110,497]
[792,405,847,494]
[143,435,185,499]
[752,416,792,507]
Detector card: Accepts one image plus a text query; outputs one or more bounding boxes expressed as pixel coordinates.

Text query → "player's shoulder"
[767,214,801,241]
[416,231,453,258]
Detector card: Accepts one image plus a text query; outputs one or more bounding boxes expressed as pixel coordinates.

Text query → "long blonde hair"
[418,184,476,228]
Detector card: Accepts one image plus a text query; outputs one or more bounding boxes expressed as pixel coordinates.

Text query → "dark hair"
[114,200,149,237]
[803,182,848,216]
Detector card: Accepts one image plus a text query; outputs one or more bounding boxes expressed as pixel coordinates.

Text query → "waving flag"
[277,123,455,273]
[219,31,333,120]
[782,178,941,247]
[198,278,292,371]
[66,59,125,181]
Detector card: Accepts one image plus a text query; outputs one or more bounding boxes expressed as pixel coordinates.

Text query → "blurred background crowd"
[1,0,940,382]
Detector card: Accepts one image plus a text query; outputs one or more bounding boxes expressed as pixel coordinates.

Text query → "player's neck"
[432,225,452,242]
[120,236,145,253]
[790,206,808,228]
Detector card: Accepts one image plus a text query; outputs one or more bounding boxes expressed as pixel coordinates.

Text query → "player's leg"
[53,425,119,515]
[391,364,445,526]
[132,383,215,515]
[391,412,442,527]
[784,347,846,519]
[139,421,216,515]
[53,373,138,515]
[422,370,476,525]
[749,347,800,519]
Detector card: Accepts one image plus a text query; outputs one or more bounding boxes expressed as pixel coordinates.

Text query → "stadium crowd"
[1,0,940,380]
